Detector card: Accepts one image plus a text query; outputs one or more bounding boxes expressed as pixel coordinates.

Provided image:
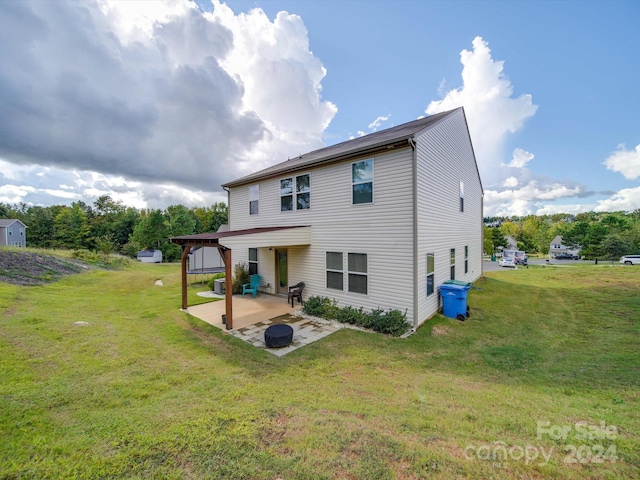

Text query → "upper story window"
[460,181,464,212]
[20,228,24,235]
[296,174,310,210]
[352,159,373,204]
[280,178,294,211]
[281,175,311,212]
[249,185,259,215]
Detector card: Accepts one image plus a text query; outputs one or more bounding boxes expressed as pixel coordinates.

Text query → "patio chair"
[288,282,305,307]
[242,274,261,298]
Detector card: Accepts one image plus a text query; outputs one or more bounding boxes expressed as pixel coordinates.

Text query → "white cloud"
[536,203,598,216]
[368,115,391,130]
[0,184,36,204]
[506,148,534,168]
[502,176,519,187]
[603,144,640,180]
[0,0,336,203]
[483,180,582,216]
[426,36,538,185]
[594,186,640,212]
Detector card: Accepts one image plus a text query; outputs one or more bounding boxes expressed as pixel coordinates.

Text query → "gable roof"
[0,219,26,228]
[223,108,461,188]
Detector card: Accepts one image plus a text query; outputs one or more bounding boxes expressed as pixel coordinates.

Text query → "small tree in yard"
[231,262,251,294]
[95,233,118,262]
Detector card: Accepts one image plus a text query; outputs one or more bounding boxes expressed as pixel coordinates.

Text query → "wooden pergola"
[170,226,309,330]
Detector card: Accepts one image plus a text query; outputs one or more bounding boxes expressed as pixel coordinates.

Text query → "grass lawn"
[1,257,638,479]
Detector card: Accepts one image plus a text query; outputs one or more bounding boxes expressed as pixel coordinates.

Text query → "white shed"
[137,249,163,263]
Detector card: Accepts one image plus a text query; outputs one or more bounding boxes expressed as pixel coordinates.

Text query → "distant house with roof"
[549,235,580,258]
[504,235,518,250]
[172,107,483,329]
[0,219,27,247]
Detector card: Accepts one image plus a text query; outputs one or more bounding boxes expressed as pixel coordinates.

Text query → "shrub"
[302,296,409,336]
[231,262,250,294]
[207,272,226,291]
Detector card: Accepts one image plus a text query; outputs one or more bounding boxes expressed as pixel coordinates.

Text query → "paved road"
[483,258,597,272]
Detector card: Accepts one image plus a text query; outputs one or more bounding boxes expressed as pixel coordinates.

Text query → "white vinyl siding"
[415,109,483,326]
[226,147,415,321]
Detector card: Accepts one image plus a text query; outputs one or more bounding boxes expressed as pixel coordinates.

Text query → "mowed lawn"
[0,260,638,479]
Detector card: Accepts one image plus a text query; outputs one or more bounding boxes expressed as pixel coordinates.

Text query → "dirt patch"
[431,325,453,337]
[0,250,89,285]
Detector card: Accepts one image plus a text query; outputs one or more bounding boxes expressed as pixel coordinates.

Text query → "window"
[426,253,435,296]
[464,246,469,274]
[460,181,464,212]
[8,230,12,236]
[326,252,343,290]
[450,248,455,280]
[348,253,368,294]
[280,178,293,211]
[249,185,259,215]
[248,248,258,275]
[281,175,310,211]
[296,174,310,209]
[352,159,373,204]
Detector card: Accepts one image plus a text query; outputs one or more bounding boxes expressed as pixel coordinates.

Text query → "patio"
[184,294,341,356]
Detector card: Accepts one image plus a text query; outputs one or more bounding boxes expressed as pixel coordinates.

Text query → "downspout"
[223,186,230,231]
[410,137,419,333]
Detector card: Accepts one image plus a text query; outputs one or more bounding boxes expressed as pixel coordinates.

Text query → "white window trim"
[426,252,435,297]
[450,248,456,280]
[351,158,374,205]
[347,252,368,295]
[249,185,259,215]
[248,248,258,275]
[325,251,344,291]
[280,173,311,212]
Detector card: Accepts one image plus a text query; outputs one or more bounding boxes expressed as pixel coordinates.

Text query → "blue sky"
[1,0,639,215]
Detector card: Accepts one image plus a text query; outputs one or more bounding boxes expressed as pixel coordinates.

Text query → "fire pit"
[264,324,294,348]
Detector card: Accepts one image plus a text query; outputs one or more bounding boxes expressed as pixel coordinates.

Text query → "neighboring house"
[0,219,27,247]
[504,235,518,251]
[549,235,580,258]
[137,249,163,263]
[172,107,483,329]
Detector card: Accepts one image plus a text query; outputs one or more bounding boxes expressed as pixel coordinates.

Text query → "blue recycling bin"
[440,284,470,320]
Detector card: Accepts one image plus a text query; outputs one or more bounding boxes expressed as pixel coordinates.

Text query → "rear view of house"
[0,219,27,247]
[173,107,483,329]
[137,249,163,263]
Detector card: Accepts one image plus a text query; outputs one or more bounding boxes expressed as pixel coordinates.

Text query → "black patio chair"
[288,282,305,307]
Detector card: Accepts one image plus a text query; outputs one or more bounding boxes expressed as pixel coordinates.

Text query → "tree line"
[0,196,227,262]
[484,210,640,259]
[3,198,639,262]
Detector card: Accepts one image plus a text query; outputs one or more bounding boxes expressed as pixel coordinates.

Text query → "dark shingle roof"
[223,108,459,188]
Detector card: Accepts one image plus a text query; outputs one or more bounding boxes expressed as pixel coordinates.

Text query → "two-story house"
[0,219,27,247]
[172,107,483,329]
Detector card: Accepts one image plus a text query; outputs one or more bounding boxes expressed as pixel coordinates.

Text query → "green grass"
[0,257,638,479]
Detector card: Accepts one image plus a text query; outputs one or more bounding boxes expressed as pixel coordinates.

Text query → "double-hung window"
[281,174,311,211]
[348,253,368,294]
[249,185,259,215]
[326,252,343,290]
[248,248,258,275]
[426,253,435,296]
[280,178,293,211]
[464,246,469,274]
[450,248,456,280]
[352,159,373,204]
[460,181,464,212]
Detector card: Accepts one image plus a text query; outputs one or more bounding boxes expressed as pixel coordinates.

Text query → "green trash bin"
[443,279,472,287]
[491,255,496,261]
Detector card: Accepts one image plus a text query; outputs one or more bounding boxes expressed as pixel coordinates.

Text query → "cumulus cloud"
[502,176,519,188]
[594,186,640,212]
[0,185,36,204]
[0,0,336,206]
[506,148,534,168]
[603,144,640,180]
[426,36,538,184]
[483,179,583,216]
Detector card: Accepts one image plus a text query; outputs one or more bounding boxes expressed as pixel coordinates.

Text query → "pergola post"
[219,246,233,329]
[180,245,190,310]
